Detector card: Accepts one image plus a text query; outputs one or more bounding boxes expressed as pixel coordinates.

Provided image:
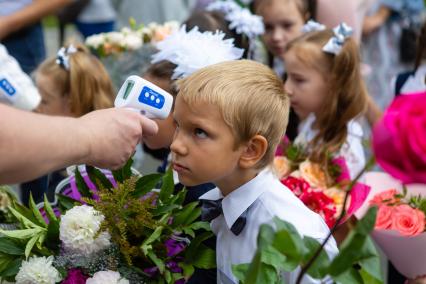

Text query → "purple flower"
[62,268,88,284]
[165,238,186,257]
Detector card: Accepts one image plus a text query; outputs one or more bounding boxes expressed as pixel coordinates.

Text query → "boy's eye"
[281,22,294,30]
[194,128,208,139]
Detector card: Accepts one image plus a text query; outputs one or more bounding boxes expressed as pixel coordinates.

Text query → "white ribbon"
[56,44,78,70]
[301,20,326,33]
[322,22,353,55]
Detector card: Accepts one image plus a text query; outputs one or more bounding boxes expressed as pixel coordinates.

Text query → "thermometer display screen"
[123,80,135,100]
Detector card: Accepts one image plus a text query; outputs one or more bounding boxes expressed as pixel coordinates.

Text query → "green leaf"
[190,245,216,269]
[43,195,58,223]
[8,206,42,229]
[133,173,163,198]
[0,258,22,277]
[74,167,94,198]
[354,207,377,236]
[140,226,163,255]
[56,194,79,211]
[182,227,195,238]
[184,231,214,262]
[10,201,44,228]
[147,251,165,273]
[0,228,42,239]
[172,202,199,226]
[232,263,250,283]
[187,221,211,232]
[358,238,382,282]
[180,263,195,279]
[152,204,181,216]
[44,219,60,252]
[359,266,383,284]
[24,235,39,259]
[302,237,331,279]
[0,238,24,255]
[86,165,114,189]
[0,254,14,273]
[257,224,275,250]
[260,245,287,272]
[244,252,279,284]
[28,193,46,228]
[332,267,363,284]
[159,169,174,202]
[111,158,133,183]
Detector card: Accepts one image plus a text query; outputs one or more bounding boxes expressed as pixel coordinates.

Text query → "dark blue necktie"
[201,199,248,236]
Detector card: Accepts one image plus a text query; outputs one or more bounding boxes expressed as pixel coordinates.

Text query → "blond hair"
[37,43,114,116]
[285,29,368,161]
[177,60,290,169]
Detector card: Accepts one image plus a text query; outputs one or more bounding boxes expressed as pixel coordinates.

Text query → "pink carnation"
[391,205,425,236]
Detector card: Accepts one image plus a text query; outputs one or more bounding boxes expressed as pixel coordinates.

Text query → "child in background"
[252,0,314,74]
[171,60,337,284]
[283,23,368,178]
[142,27,244,284]
[21,43,115,206]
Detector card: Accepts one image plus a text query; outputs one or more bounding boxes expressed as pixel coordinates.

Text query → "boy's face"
[170,96,245,188]
[142,75,176,149]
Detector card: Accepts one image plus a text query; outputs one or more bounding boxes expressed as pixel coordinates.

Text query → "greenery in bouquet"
[0,186,18,225]
[274,139,370,228]
[369,187,426,236]
[0,159,215,283]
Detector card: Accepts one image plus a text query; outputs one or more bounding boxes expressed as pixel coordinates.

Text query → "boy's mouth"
[172,162,190,173]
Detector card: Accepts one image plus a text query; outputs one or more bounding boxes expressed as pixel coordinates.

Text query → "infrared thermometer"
[114,75,173,119]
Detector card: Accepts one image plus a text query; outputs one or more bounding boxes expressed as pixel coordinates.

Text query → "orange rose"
[370,189,400,206]
[273,156,291,179]
[391,205,425,236]
[299,161,327,189]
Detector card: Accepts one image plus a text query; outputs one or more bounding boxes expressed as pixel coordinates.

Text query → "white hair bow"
[301,20,326,33]
[322,22,353,55]
[56,44,78,70]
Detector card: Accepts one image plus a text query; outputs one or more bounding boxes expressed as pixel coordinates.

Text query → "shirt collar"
[199,168,275,229]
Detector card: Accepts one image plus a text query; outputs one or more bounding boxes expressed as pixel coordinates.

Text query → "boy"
[170,59,338,284]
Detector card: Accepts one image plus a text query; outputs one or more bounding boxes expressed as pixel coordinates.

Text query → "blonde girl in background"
[283,23,368,178]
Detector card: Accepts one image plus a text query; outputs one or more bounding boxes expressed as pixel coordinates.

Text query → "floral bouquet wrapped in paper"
[355,172,426,280]
[274,139,370,228]
[0,159,215,283]
[85,20,179,90]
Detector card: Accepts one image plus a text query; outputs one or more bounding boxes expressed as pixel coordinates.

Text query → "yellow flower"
[273,156,291,179]
[299,160,328,189]
[323,187,346,205]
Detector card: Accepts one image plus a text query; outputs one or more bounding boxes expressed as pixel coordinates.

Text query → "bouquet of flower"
[355,172,426,280]
[85,19,179,90]
[274,139,370,228]
[0,159,215,283]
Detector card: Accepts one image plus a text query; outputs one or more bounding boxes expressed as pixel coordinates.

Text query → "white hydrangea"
[15,256,61,284]
[152,26,244,79]
[106,32,125,45]
[85,34,105,49]
[226,8,265,39]
[86,270,129,284]
[60,205,110,256]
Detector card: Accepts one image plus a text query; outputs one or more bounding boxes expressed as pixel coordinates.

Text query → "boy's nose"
[283,81,292,97]
[170,130,188,156]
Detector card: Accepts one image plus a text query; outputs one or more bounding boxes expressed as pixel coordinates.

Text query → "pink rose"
[332,156,351,183]
[373,92,426,184]
[391,204,425,236]
[375,205,393,230]
[369,189,400,206]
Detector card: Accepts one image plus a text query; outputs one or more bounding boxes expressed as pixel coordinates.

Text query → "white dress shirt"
[200,169,338,284]
[295,114,366,180]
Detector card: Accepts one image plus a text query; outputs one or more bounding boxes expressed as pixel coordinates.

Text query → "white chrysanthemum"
[226,8,265,39]
[15,256,61,284]
[60,205,110,255]
[86,270,129,284]
[206,0,241,14]
[85,34,105,49]
[123,34,143,50]
[151,26,244,79]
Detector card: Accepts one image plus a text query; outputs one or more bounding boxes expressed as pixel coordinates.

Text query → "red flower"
[299,190,337,228]
[281,176,310,197]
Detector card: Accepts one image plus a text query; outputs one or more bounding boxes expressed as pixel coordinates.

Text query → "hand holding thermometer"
[114,75,173,119]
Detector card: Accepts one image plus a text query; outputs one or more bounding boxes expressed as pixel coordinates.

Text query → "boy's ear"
[239,135,268,169]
